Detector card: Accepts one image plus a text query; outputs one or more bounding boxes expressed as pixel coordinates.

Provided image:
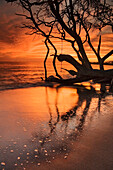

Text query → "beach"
[0,86,113,170]
[0,0,113,169]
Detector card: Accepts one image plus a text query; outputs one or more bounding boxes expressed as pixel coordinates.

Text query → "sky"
[0,0,47,61]
[0,0,113,62]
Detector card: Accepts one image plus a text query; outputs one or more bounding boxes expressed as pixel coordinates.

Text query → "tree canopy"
[5,0,113,90]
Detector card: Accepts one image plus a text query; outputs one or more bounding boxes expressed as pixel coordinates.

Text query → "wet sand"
[0,86,113,170]
[35,110,113,170]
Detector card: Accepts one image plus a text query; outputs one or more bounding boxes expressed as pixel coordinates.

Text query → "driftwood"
[47,54,113,86]
[6,0,113,91]
[61,68,77,76]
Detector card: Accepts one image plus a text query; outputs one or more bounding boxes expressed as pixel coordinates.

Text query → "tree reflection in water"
[31,84,110,161]
[0,85,112,170]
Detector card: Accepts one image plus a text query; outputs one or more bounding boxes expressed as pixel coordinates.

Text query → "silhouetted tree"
[6,0,113,89]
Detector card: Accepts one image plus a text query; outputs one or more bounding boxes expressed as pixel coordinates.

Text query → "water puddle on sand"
[0,85,113,169]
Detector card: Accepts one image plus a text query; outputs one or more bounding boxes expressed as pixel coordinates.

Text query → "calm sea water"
[0,58,78,91]
[1,59,113,91]
[0,60,43,91]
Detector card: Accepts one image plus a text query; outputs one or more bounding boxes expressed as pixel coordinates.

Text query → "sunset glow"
[0,1,113,62]
[0,1,113,169]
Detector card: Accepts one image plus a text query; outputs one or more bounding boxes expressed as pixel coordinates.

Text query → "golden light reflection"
[0,85,113,169]
[0,87,78,121]
[46,87,78,115]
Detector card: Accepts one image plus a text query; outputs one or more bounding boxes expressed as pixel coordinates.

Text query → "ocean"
[0,60,44,91]
[0,58,77,91]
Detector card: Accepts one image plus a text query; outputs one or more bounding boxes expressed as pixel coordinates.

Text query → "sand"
[27,104,113,170]
[0,86,113,170]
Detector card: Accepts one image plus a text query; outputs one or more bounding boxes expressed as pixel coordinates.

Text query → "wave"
[0,80,55,91]
[0,60,74,91]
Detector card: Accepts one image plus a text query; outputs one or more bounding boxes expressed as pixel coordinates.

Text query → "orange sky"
[0,0,113,62]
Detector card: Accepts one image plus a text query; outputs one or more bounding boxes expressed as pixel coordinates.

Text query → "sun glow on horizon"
[0,2,113,62]
[0,29,113,62]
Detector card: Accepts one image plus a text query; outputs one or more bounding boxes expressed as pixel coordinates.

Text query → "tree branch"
[71,41,83,63]
[97,34,101,59]
[102,50,113,62]
[56,54,83,72]
[48,39,62,79]
[44,38,50,80]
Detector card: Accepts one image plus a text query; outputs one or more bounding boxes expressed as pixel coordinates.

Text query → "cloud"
[0,2,24,44]
[0,21,17,44]
[0,1,32,60]
[0,0,113,61]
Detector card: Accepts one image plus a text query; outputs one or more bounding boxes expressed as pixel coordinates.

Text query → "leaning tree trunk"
[47,54,113,89]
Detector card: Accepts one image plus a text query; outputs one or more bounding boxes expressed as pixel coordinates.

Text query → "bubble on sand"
[37,163,40,166]
[23,127,27,132]
[10,150,14,153]
[1,162,5,166]
[34,149,38,152]
[63,148,67,151]
[13,142,17,145]
[64,155,68,159]
[52,150,55,152]
[48,139,51,142]
[39,140,42,143]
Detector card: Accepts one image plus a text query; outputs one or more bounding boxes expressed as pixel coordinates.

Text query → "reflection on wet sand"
[0,85,112,169]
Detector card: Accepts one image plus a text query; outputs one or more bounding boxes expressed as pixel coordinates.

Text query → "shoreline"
[0,86,113,170]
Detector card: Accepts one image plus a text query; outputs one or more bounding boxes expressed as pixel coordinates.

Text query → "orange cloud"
[0,1,113,62]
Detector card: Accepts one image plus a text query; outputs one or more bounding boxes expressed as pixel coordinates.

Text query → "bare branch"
[97,34,101,61]
[29,0,48,7]
[16,13,31,19]
[48,39,62,79]
[102,50,113,62]
[57,54,83,72]
[71,41,83,63]
[69,0,76,33]
[44,38,50,80]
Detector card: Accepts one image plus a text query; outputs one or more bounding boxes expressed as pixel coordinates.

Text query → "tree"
[6,0,113,90]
